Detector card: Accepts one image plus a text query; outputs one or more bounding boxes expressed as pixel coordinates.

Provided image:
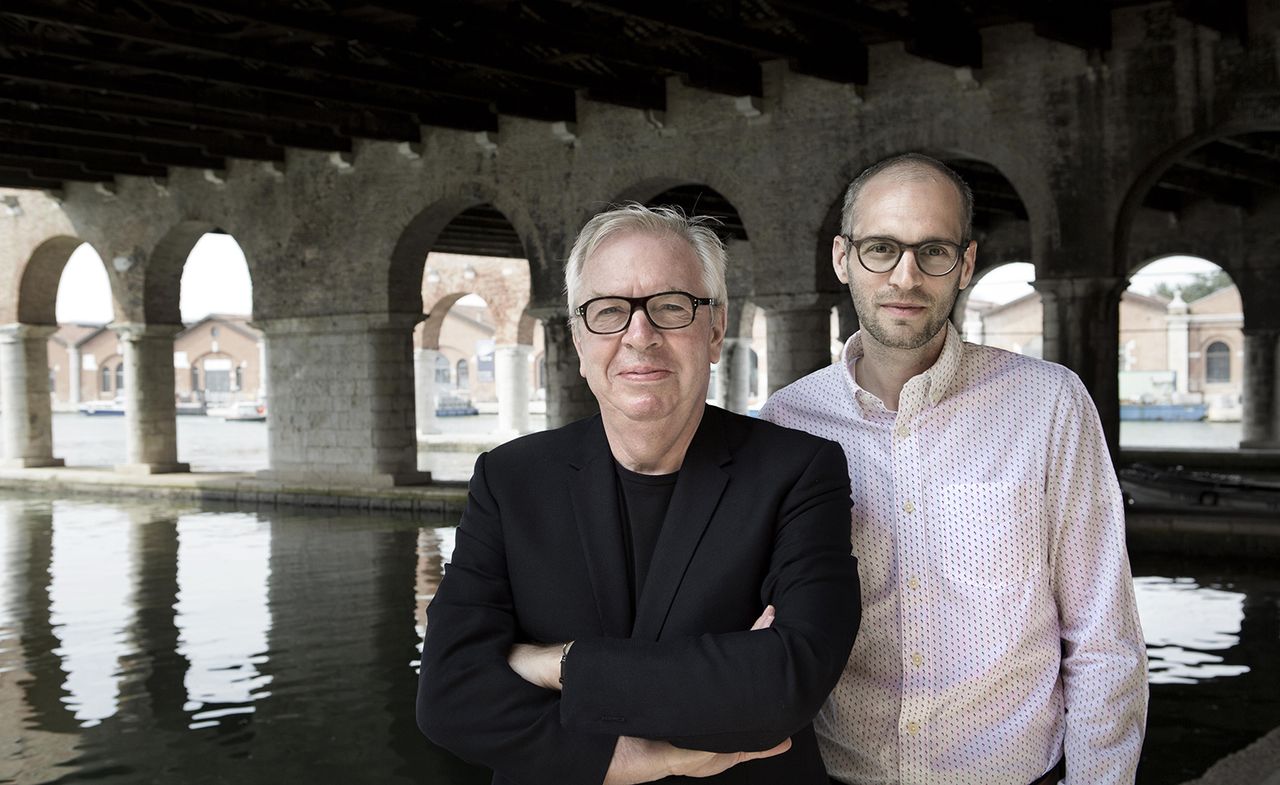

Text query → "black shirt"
[614,461,679,619]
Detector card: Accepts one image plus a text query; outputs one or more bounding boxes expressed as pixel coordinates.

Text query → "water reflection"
[1135,576,1251,684]
[176,512,272,729]
[48,502,135,727]
[1,494,1276,785]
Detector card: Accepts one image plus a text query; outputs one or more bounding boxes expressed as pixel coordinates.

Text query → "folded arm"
[559,440,860,751]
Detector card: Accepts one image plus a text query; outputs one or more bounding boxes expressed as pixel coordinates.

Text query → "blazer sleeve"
[559,439,860,752]
[416,451,616,785]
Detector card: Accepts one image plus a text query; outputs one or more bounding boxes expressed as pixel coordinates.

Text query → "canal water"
[1,494,1276,785]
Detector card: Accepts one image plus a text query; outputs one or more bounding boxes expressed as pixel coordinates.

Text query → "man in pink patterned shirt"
[762,153,1147,785]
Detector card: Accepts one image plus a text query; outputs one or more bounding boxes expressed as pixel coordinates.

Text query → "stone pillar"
[760,302,833,395]
[257,337,268,403]
[834,299,859,346]
[414,347,439,437]
[1240,328,1280,448]
[723,337,754,414]
[1033,276,1125,452]
[115,323,188,474]
[255,313,428,486]
[494,343,532,434]
[1166,294,1190,395]
[528,306,596,428]
[0,324,64,468]
[67,345,82,407]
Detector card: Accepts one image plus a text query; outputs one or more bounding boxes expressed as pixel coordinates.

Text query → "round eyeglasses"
[841,235,967,277]
[574,291,719,335]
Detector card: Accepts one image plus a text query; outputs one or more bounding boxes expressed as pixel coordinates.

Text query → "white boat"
[78,397,125,416]
[223,401,267,422]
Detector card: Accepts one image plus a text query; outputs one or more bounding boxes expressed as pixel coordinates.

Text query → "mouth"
[618,366,672,382]
[879,302,928,318]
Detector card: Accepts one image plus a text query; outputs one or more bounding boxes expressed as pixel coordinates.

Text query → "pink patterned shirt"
[761,324,1147,785]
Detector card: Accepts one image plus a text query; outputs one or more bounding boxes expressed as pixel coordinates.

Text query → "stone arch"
[143,222,256,325]
[1126,253,1248,326]
[18,237,111,326]
[418,292,469,350]
[387,188,540,317]
[1114,124,1280,283]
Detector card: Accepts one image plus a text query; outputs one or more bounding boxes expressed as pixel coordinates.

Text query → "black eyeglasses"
[574,291,719,335]
[841,235,967,277]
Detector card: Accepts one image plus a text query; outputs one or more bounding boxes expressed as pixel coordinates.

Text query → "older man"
[418,204,861,784]
[762,153,1147,784]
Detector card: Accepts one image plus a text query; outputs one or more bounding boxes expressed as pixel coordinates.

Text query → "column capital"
[251,312,422,336]
[1031,275,1127,300]
[751,293,835,313]
[524,304,570,324]
[0,323,60,341]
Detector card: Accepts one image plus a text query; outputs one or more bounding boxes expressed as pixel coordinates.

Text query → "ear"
[570,320,587,378]
[958,239,977,290]
[832,235,851,284]
[708,303,727,364]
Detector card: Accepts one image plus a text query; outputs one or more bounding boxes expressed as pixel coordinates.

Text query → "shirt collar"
[840,321,963,410]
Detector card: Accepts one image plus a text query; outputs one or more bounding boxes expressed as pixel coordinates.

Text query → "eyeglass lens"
[583,292,697,333]
[857,238,960,275]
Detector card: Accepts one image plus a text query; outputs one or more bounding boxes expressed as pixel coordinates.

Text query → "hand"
[750,604,776,631]
[603,736,792,785]
[507,642,565,691]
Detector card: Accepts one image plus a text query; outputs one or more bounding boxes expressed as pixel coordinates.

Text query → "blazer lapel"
[631,406,732,641]
[568,417,633,638]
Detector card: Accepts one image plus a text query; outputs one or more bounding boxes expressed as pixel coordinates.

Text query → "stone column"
[414,347,439,437]
[1240,328,1280,448]
[1033,276,1125,452]
[1165,294,1190,395]
[255,313,428,486]
[67,345,82,407]
[725,337,754,414]
[115,323,188,474]
[759,300,833,396]
[527,306,596,428]
[0,323,64,468]
[494,343,532,434]
[257,338,268,403]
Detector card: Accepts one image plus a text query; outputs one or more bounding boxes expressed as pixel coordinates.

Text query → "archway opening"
[1119,256,1241,450]
[962,262,1041,357]
[49,243,122,466]
[413,203,539,478]
[174,231,263,472]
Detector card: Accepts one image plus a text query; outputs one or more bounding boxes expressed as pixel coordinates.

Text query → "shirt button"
[895,424,909,439]
[911,652,924,667]
[907,576,920,589]
[906,721,920,735]
[903,500,915,513]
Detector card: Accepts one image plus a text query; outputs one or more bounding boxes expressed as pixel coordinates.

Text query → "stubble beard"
[848,277,962,351]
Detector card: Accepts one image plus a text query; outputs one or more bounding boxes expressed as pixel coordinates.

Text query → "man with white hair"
[418,204,861,784]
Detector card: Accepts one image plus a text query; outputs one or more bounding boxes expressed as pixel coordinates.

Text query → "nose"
[888,247,925,289]
[622,303,661,348]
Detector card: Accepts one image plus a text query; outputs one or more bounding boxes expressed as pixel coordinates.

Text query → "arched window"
[114,363,124,392]
[1205,341,1231,383]
[456,359,470,390]
[100,365,111,393]
[434,354,451,384]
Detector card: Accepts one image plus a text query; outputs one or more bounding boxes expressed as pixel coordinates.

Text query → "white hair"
[564,203,728,318]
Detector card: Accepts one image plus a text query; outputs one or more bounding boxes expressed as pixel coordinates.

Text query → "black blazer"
[417,405,860,785]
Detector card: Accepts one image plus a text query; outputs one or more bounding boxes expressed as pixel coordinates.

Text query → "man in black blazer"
[417,204,860,784]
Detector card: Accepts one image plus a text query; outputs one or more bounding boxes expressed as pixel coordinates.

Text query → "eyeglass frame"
[573,290,720,335]
[839,234,970,277]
